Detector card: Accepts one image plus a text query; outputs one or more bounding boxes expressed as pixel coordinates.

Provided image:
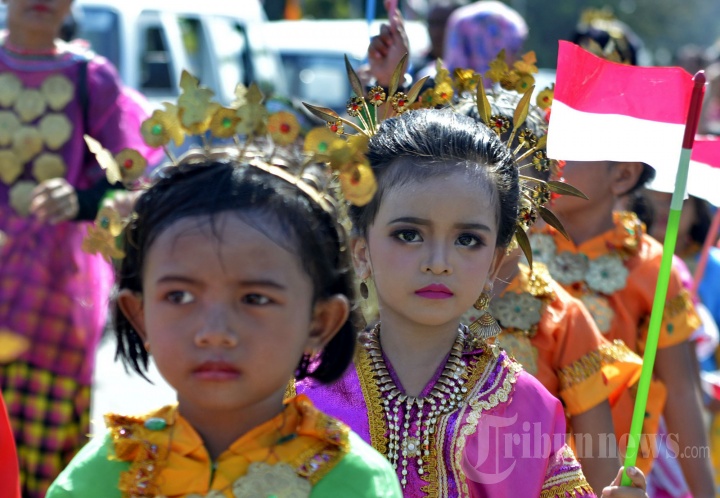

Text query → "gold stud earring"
[469,290,501,339]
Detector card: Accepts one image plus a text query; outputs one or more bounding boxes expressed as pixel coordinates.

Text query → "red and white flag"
[547,41,694,176]
[649,135,720,205]
[688,136,720,206]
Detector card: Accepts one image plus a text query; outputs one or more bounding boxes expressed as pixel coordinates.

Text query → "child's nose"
[423,242,453,275]
[194,304,238,347]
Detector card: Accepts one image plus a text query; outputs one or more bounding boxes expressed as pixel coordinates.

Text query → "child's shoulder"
[46,430,125,498]
[48,405,177,497]
[313,431,402,497]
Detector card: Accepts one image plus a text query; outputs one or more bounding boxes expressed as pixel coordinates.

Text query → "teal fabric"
[47,430,401,497]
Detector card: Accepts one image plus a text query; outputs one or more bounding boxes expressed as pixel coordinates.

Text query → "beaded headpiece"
[81,70,378,262]
[304,53,586,265]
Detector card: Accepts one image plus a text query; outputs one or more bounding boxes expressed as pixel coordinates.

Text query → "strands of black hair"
[114,157,357,384]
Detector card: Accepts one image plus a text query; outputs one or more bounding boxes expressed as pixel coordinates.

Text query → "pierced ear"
[350,236,372,279]
[306,294,350,352]
[610,161,644,197]
[117,289,147,342]
[485,247,509,288]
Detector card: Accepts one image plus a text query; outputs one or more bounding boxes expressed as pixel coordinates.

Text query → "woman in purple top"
[0,1,154,496]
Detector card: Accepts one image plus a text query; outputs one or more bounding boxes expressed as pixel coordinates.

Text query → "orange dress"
[531,211,700,472]
[463,262,641,418]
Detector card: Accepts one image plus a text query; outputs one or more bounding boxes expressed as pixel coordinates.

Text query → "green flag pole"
[621,71,707,486]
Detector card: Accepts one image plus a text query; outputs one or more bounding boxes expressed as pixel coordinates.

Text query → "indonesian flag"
[548,41,695,175]
[649,135,720,205]
[688,136,720,206]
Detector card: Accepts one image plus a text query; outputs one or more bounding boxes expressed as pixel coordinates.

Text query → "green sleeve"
[46,432,126,498]
[311,432,402,498]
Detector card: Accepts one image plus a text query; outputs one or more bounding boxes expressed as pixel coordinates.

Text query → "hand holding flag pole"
[620,71,706,486]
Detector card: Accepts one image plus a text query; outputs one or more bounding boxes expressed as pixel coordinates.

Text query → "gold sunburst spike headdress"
[303,51,587,266]
[302,54,430,138]
[410,50,588,266]
[80,69,381,262]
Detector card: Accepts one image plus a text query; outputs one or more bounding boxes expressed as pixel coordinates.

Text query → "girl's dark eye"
[394,229,422,243]
[457,234,481,247]
[242,294,271,305]
[166,291,194,304]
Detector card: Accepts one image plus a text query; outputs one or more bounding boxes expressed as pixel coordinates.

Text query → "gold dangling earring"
[359,278,369,300]
[469,291,501,339]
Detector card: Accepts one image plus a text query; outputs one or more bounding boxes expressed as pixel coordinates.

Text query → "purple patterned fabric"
[443,1,528,74]
[0,45,155,384]
[298,346,596,497]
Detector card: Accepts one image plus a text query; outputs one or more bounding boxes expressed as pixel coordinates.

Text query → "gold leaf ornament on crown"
[413,50,589,266]
[302,54,430,139]
[81,69,379,262]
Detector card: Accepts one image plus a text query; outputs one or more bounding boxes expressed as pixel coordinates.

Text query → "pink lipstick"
[31,4,51,13]
[415,283,454,299]
[193,360,241,381]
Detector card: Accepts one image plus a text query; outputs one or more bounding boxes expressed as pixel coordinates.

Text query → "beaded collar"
[356,323,496,490]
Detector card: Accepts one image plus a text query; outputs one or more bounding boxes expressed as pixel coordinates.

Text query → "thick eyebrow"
[156,275,287,290]
[388,217,492,232]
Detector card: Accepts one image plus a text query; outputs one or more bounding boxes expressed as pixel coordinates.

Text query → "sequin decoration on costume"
[362,325,472,487]
[496,331,539,374]
[232,462,311,498]
[105,396,349,498]
[491,292,542,333]
[580,294,615,334]
[539,446,593,498]
[356,324,500,493]
[585,254,629,294]
[530,212,643,333]
[557,339,640,391]
[0,71,76,214]
[530,233,557,264]
[548,251,589,285]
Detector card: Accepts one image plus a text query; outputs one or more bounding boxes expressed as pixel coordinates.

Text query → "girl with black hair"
[47,152,402,498]
[294,107,652,497]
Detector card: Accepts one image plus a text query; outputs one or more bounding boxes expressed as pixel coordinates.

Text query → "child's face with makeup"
[119,212,341,417]
[355,167,504,328]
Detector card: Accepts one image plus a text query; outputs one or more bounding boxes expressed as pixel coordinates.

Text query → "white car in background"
[0,0,287,106]
[260,19,430,114]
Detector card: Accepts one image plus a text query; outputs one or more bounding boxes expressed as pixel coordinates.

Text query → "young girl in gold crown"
[46,75,402,497]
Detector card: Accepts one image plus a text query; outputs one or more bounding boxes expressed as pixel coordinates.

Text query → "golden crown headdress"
[81,70,379,262]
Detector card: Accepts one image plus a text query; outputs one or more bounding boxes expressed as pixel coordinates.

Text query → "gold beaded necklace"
[365,324,469,488]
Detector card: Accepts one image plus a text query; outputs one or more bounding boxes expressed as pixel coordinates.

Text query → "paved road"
[90,335,176,435]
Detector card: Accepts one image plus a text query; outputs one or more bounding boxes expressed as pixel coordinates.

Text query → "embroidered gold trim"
[557,339,637,390]
[415,341,494,497]
[664,288,695,320]
[354,346,389,455]
[540,479,593,498]
[106,401,349,496]
[285,380,297,400]
[451,353,521,497]
[519,261,555,299]
[294,409,350,485]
